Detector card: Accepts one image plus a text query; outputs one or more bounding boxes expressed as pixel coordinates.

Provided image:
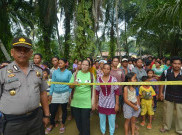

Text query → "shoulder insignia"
[0,65,7,69]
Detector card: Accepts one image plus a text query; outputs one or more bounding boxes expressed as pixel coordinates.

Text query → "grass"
[49,102,178,135]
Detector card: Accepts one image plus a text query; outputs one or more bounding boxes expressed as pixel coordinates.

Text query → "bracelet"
[43,114,51,118]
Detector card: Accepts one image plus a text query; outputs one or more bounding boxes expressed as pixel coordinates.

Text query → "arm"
[40,91,50,127]
[123,87,138,110]
[115,95,119,112]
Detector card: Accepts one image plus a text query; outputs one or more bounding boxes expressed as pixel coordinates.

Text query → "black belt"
[3,108,39,121]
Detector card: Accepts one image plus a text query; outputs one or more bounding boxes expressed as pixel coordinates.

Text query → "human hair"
[141,76,148,82]
[147,69,154,74]
[125,72,136,82]
[171,56,182,63]
[103,63,111,70]
[112,56,119,61]
[59,58,67,64]
[165,58,170,64]
[82,59,90,66]
[34,53,43,59]
[136,58,142,63]
[43,68,50,75]
[51,56,59,61]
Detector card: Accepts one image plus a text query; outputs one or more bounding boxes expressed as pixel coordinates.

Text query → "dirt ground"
[49,102,178,135]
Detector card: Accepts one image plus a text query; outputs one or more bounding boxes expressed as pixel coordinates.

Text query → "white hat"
[122,58,128,62]
[99,60,107,64]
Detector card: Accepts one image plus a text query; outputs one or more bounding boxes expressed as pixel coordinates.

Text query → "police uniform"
[0,37,48,135]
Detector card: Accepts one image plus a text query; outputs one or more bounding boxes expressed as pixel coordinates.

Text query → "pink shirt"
[96,76,119,115]
[110,68,125,95]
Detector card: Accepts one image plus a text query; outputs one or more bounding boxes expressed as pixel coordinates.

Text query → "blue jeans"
[99,113,116,135]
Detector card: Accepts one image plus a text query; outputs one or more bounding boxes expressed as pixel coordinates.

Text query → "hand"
[92,104,96,111]
[133,106,139,111]
[43,117,50,127]
[152,102,154,107]
[160,93,164,101]
[48,96,52,102]
[115,104,119,112]
[74,81,80,86]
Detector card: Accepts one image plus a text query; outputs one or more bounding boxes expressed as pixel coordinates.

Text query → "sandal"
[60,127,65,134]
[160,127,168,133]
[147,124,152,129]
[140,121,145,127]
[45,127,53,134]
[135,125,140,130]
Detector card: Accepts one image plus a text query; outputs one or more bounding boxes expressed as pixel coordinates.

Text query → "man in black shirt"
[160,56,182,134]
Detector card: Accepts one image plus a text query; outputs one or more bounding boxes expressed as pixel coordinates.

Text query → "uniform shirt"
[132,67,147,82]
[0,61,48,115]
[161,69,182,103]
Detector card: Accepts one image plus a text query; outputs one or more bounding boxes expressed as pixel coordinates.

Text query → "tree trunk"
[0,39,11,61]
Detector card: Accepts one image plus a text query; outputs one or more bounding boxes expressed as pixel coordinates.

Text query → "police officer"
[0,37,50,135]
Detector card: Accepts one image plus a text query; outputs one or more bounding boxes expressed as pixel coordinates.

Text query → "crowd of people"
[1,51,182,135]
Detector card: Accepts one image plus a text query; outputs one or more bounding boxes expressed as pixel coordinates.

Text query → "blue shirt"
[50,68,72,95]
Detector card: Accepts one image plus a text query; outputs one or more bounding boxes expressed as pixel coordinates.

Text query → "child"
[123,72,140,135]
[96,63,120,135]
[139,76,156,129]
[147,70,159,111]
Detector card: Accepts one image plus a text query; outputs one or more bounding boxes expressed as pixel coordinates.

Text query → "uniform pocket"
[4,81,21,91]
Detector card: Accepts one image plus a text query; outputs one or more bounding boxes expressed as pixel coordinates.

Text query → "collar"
[171,68,182,75]
[11,61,34,73]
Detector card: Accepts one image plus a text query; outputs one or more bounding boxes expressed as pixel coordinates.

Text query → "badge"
[36,71,41,77]
[8,74,15,78]
[10,90,16,96]
[13,65,19,71]
[7,69,13,73]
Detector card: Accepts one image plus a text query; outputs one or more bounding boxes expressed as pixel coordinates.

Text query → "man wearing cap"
[0,37,50,135]
[120,58,130,76]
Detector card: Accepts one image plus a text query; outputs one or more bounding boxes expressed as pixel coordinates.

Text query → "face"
[43,71,48,79]
[77,61,82,70]
[155,62,160,68]
[147,71,154,78]
[172,60,181,71]
[33,55,41,64]
[103,65,111,76]
[130,74,137,82]
[74,59,78,63]
[100,62,104,69]
[52,58,59,67]
[81,60,90,72]
[59,60,66,69]
[128,61,132,64]
[136,59,143,68]
[95,62,99,68]
[122,61,128,67]
[11,47,32,64]
[166,60,170,65]
[112,58,119,67]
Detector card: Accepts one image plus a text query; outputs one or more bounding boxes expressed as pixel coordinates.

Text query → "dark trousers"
[3,108,44,135]
[72,107,91,135]
[50,103,68,126]
[153,96,157,109]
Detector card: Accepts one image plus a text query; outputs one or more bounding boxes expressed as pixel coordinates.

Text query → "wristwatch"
[43,114,51,118]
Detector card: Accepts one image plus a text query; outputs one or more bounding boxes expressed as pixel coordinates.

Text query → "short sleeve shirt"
[0,61,48,115]
[139,86,156,100]
[69,71,95,108]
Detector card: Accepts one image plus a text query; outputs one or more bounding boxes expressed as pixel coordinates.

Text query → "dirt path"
[49,102,178,135]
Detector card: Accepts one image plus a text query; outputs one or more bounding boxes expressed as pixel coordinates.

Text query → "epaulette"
[0,65,7,69]
[33,64,43,70]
